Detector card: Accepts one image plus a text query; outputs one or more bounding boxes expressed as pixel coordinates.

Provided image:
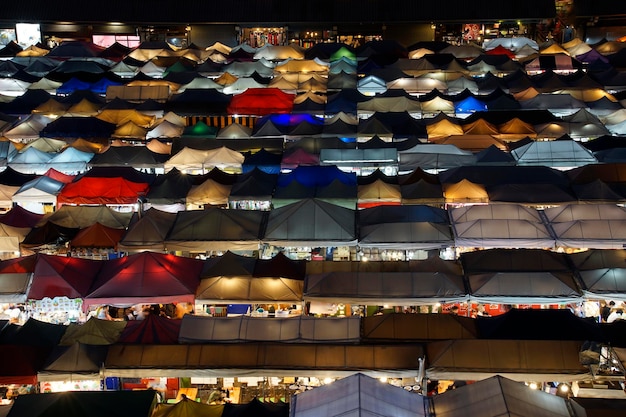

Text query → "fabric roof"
[431,374,577,417]
[57,177,149,206]
[304,258,467,305]
[362,313,478,341]
[60,317,126,345]
[449,204,555,248]
[544,204,626,249]
[264,198,357,247]
[38,342,108,381]
[178,315,360,344]
[570,249,626,301]
[104,343,425,378]
[27,253,101,300]
[195,276,303,304]
[0,258,32,303]
[118,208,176,252]
[70,222,126,249]
[118,314,182,344]
[0,318,67,347]
[512,139,598,167]
[185,178,232,208]
[45,205,133,229]
[165,208,266,252]
[291,373,425,417]
[227,88,294,116]
[461,249,582,304]
[84,252,204,308]
[426,339,589,381]
[0,345,51,385]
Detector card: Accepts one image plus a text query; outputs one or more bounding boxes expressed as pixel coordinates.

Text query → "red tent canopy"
[70,222,126,249]
[0,345,51,385]
[0,205,44,228]
[84,252,204,308]
[485,45,515,59]
[118,314,182,344]
[0,255,36,274]
[227,88,295,116]
[57,177,149,206]
[27,254,102,300]
[43,167,76,184]
[280,148,320,170]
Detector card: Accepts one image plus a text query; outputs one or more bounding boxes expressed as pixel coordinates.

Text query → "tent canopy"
[178,315,360,344]
[84,252,204,308]
[104,343,425,378]
[291,373,425,417]
[304,258,467,305]
[426,339,589,381]
[28,253,102,300]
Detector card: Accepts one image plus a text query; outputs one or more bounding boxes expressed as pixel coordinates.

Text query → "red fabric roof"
[0,255,36,274]
[485,45,515,58]
[118,314,182,344]
[0,345,51,385]
[227,88,295,116]
[70,222,125,249]
[44,167,76,184]
[0,205,44,228]
[28,254,101,299]
[57,177,149,206]
[84,252,204,308]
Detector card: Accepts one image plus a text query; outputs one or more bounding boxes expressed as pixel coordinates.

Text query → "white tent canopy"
[449,204,555,248]
[511,140,598,168]
[291,373,426,417]
[544,204,626,249]
[431,374,583,417]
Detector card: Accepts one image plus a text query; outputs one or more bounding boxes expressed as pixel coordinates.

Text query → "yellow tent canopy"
[443,179,489,203]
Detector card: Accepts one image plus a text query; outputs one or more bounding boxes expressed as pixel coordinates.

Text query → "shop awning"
[362,313,478,341]
[38,342,108,382]
[178,315,360,344]
[104,343,425,378]
[304,258,467,305]
[426,339,590,381]
[461,249,582,304]
[195,276,303,304]
[60,317,126,346]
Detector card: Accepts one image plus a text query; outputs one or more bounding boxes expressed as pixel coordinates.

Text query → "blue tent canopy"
[454,96,489,114]
[56,77,93,95]
[277,165,357,187]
